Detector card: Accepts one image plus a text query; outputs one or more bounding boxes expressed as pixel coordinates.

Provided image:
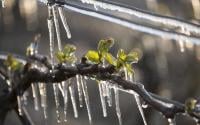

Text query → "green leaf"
[85,50,100,63]
[125,51,139,64]
[185,98,197,113]
[63,44,76,56]
[117,49,127,61]
[56,51,66,63]
[98,38,114,54]
[105,53,116,65]
[4,55,22,71]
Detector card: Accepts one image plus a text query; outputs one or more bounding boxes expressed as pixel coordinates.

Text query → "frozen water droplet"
[114,87,122,125]
[80,75,92,125]
[52,5,62,51]
[141,102,148,109]
[17,96,23,116]
[69,83,78,118]
[76,75,83,107]
[31,83,39,111]
[168,118,176,125]
[58,7,72,39]
[98,82,107,117]
[39,83,48,119]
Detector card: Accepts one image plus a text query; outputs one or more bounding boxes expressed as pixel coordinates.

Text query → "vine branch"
[0,54,199,124]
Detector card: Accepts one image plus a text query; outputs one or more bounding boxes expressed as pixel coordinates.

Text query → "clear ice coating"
[52,5,62,51]
[69,83,78,118]
[80,75,92,124]
[39,83,48,119]
[58,6,72,39]
[62,81,69,122]
[114,87,122,125]
[61,4,200,45]
[98,82,107,117]
[53,84,61,123]
[17,96,23,116]
[31,83,39,111]
[79,0,200,35]
[168,118,176,125]
[76,75,83,107]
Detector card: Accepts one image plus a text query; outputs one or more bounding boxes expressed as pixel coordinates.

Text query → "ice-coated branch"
[0,53,199,124]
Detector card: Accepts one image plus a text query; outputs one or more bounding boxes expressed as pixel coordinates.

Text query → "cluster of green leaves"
[85,38,139,74]
[4,54,22,71]
[56,44,77,63]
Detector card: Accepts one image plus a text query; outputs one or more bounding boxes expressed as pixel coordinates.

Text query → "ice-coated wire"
[69,84,79,118]
[38,0,200,45]
[61,4,200,45]
[58,6,72,39]
[79,0,200,35]
[52,5,62,51]
[80,75,92,124]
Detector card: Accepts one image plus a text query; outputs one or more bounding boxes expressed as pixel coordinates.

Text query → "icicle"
[69,83,78,118]
[62,81,69,122]
[168,118,176,125]
[178,41,185,52]
[52,5,62,51]
[47,18,55,67]
[129,74,148,125]
[123,67,128,80]
[80,75,92,124]
[98,82,107,117]
[53,84,61,123]
[17,96,23,116]
[76,75,83,107]
[23,91,28,105]
[31,83,39,111]
[58,7,72,39]
[102,81,107,97]
[1,0,5,8]
[114,87,122,125]
[106,83,112,107]
[39,83,48,119]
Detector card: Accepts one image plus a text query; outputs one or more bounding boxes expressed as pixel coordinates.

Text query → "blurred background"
[0,0,200,125]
